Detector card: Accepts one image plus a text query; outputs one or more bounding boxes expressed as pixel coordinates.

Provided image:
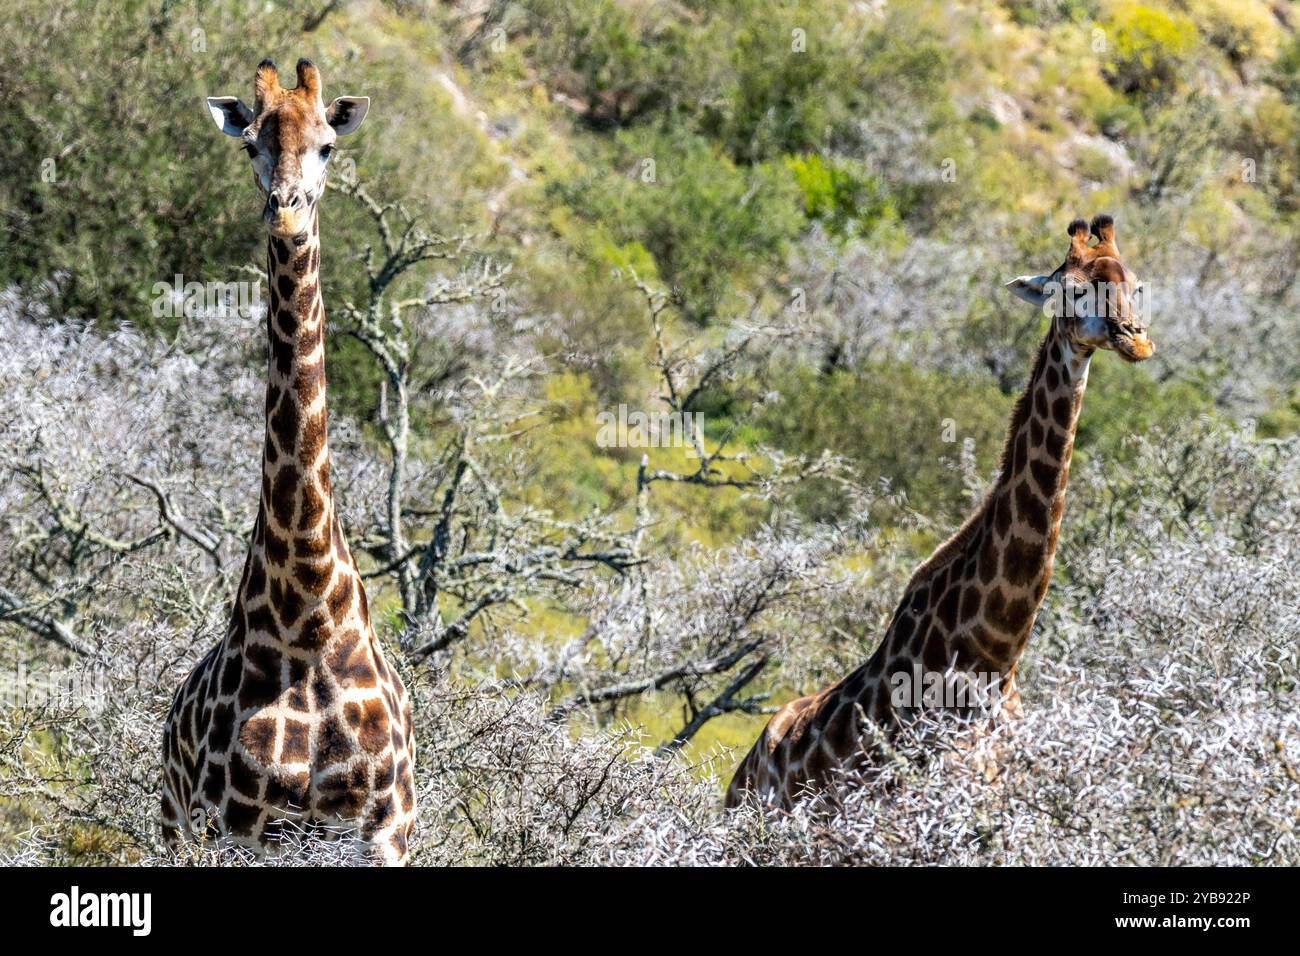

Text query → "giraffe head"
[1006,214,1154,362]
[206,59,368,238]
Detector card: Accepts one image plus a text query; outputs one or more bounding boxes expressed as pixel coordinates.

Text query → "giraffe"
[726,214,1154,809]
[161,59,416,864]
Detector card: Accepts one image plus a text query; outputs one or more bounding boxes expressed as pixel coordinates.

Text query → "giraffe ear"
[207,97,254,137]
[326,96,369,135]
[1006,274,1052,308]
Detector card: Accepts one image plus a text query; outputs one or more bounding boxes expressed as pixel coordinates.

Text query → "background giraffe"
[161,59,416,864]
[726,214,1155,809]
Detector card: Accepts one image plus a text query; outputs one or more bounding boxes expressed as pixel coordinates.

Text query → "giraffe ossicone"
[162,58,416,864]
[726,214,1154,809]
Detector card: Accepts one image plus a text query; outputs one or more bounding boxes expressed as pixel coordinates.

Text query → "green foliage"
[1228,89,1300,213]
[511,0,695,127]
[1270,32,1300,103]
[1072,359,1218,463]
[1099,2,1199,98]
[701,1,857,164]
[1130,95,1224,203]
[755,363,1012,525]
[549,125,803,322]
[513,0,955,168]
[1191,0,1280,69]
[0,0,304,324]
[1258,384,1300,438]
[1002,0,1100,27]
[786,154,896,238]
[0,0,505,335]
[1092,98,1146,138]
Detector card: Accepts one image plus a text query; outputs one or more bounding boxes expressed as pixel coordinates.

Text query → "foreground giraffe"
[162,59,416,863]
[727,215,1154,809]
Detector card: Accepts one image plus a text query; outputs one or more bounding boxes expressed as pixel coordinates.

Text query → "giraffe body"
[727,214,1153,809]
[162,60,416,864]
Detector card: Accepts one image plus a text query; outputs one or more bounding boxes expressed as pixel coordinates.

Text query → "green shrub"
[755,362,1011,525]
[1072,358,1217,465]
[511,0,693,128]
[1099,2,1198,98]
[0,0,304,325]
[549,125,804,323]
[1258,385,1300,438]
[786,154,897,238]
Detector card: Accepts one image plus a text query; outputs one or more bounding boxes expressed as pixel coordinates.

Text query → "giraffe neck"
[864,322,1092,699]
[968,321,1091,662]
[248,209,348,613]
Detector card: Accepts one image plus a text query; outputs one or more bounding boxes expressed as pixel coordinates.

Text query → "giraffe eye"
[320,144,334,161]
[241,142,257,158]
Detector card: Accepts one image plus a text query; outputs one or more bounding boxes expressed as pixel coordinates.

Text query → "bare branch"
[655,654,772,757]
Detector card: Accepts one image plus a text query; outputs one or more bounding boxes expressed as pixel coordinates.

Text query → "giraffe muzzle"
[1107,319,1155,362]
[264,191,310,237]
